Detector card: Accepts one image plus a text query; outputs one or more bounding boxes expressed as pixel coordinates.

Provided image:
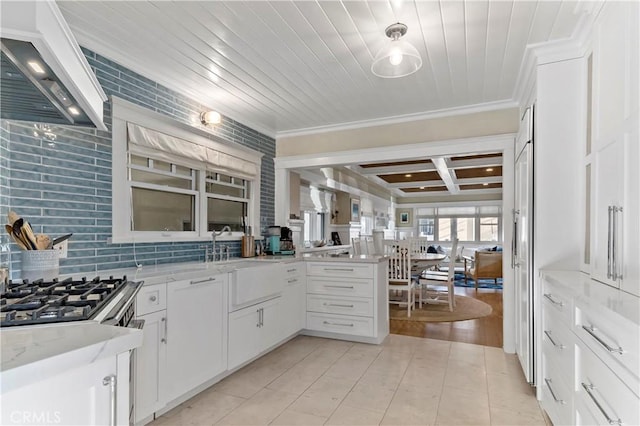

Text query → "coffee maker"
[266,226,281,254]
[279,227,294,254]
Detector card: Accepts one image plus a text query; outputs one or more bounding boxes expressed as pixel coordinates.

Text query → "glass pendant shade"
[371,23,422,78]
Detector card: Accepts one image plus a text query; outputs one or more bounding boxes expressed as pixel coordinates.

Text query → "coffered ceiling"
[57,1,585,137]
[352,152,503,198]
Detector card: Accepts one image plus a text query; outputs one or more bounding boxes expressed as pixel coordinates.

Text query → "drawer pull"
[190,277,216,285]
[544,378,566,405]
[543,293,564,307]
[544,330,565,349]
[581,382,622,425]
[324,285,354,289]
[149,295,157,302]
[324,268,355,272]
[323,320,354,327]
[582,325,624,354]
[287,279,298,284]
[287,268,296,273]
[323,303,355,308]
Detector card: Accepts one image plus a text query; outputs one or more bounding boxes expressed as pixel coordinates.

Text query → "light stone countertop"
[0,321,143,393]
[541,269,640,326]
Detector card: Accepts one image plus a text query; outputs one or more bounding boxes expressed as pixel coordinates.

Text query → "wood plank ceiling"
[57,1,584,137]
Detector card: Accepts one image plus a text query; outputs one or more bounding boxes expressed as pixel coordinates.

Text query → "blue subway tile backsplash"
[1,48,275,280]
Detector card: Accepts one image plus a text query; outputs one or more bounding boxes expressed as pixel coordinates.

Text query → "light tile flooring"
[150,335,547,426]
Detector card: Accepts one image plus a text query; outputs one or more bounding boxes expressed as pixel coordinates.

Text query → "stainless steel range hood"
[0,1,107,130]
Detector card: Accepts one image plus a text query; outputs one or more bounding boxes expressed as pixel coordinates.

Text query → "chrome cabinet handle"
[612,206,622,280]
[324,268,355,272]
[287,268,296,273]
[287,278,298,284]
[544,378,565,405]
[322,320,354,327]
[161,317,167,343]
[324,285,354,289]
[260,308,264,327]
[191,277,216,285]
[256,308,261,328]
[323,303,355,308]
[149,295,157,302]
[581,382,621,425]
[543,293,564,307]
[582,324,623,354]
[607,206,613,279]
[102,374,117,426]
[544,330,565,349]
[512,209,519,268]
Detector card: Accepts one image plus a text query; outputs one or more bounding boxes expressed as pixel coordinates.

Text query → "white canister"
[21,250,59,281]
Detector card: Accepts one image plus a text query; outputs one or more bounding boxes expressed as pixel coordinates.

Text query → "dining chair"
[417,238,458,311]
[388,241,416,317]
[464,250,503,288]
[364,236,376,255]
[409,237,431,254]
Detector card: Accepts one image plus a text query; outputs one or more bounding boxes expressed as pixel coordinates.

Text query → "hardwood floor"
[390,286,503,347]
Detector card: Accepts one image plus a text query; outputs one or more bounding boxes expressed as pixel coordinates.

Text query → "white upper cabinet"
[589,1,639,296]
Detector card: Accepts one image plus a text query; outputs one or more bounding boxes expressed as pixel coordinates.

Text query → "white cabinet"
[135,276,227,423]
[280,262,306,339]
[540,271,640,426]
[165,275,227,403]
[228,295,282,370]
[2,356,118,426]
[589,1,640,295]
[135,284,168,424]
[304,260,388,344]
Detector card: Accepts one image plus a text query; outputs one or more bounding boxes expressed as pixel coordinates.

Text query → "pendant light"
[371,23,422,78]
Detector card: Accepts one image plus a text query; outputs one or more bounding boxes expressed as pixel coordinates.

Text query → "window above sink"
[110,97,263,244]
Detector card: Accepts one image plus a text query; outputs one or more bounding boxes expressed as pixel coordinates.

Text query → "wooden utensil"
[7,211,20,226]
[5,224,28,250]
[21,220,38,250]
[35,234,52,250]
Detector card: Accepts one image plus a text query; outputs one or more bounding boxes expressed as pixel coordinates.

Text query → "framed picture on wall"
[397,208,412,226]
[350,198,360,222]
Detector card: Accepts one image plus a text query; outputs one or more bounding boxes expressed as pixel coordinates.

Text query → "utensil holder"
[22,250,59,281]
[241,236,255,258]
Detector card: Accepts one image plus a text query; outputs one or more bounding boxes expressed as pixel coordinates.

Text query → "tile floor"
[150,334,547,425]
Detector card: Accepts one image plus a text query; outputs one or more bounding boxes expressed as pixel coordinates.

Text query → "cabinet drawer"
[306,312,374,337]
[576,340,640,425]
[282,262,305,278]
[575,302,639,386]
[541,353,573,426]
[542,307,575,378]
[306,262,373,279]
[307,294,373,317]
[136,283,167,316]
[307,277,373,298]
[542,280,572,325]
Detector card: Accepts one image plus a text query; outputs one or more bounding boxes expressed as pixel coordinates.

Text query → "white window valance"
[127,122,259,178]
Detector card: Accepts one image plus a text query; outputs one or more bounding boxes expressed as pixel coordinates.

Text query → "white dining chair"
[417,238,458,311]
[388,241,416,317]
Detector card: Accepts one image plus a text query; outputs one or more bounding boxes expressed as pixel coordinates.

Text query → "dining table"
[411,253,447,273]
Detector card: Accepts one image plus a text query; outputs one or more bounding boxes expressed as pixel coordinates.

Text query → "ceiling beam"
[449,157,503,169]
[432,157,460,194]
[356,163,437,175]
[388,180,447,189]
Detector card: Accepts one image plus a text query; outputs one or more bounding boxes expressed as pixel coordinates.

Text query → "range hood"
[0,1,107,130]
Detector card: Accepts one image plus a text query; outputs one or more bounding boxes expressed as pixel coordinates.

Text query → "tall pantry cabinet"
[588,1,639,296]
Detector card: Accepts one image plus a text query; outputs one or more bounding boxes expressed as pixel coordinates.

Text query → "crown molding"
[276,100,518,139]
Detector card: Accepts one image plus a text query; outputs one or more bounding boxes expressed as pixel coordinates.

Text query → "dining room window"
[416,205,502,243]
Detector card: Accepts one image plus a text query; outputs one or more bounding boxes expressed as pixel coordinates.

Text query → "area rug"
[389,295,493,322]
[454,275,503,289]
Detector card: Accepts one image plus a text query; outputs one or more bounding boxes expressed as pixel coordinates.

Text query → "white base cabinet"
[304,260,388,344]
[541,271,640,426]
[2,355,120,426]
[165,275,227,403]
[280,263,306,339]
[228,296,282,370]
[134,309,167,423]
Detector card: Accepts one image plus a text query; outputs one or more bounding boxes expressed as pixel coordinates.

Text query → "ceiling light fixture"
[405,173,412,177]
[200,111,221,126]
[27,60,45,74]
[486,168,494,172]
[371,23,422,78]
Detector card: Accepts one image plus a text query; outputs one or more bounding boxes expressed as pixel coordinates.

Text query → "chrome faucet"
[211,226,232,261]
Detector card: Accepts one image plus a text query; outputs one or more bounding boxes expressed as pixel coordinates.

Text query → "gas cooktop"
[0,276,137,327]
